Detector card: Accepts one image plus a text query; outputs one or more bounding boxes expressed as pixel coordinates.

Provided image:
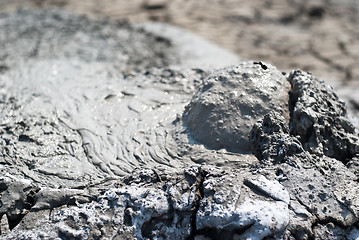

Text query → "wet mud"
[183,62,290,153]
[1,10,359,240]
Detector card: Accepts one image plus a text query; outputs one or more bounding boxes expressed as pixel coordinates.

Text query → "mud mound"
[1,9,359,240]
[183,61,290,153]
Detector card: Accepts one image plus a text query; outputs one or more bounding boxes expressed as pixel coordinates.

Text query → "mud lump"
[183,61,290,153]
[289,70,359,161]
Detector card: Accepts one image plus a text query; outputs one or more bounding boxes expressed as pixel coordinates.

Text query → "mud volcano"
[183,62,290,153]
[1,10,359,240]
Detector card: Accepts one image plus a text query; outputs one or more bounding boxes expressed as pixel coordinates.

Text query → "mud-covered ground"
[0,2,359,240]
[1,0,358,79]
[1,0,358,124]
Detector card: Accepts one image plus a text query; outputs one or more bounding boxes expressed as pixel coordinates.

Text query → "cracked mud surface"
[0,9,359,240]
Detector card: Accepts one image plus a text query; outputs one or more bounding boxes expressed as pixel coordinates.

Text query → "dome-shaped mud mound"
[183,61,290,153]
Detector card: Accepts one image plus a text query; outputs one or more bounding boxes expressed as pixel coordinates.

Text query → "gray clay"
[288,70,359,161]
[183,62,290,153]
[0,10,359,240]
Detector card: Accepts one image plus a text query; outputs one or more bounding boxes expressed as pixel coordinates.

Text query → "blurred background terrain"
[1,0,358,113]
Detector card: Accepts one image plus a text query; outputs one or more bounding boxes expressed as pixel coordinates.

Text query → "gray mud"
[183,61,290,153]
[1,10,359,240]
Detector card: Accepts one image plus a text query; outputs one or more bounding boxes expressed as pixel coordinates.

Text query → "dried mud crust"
[0,9,359,240]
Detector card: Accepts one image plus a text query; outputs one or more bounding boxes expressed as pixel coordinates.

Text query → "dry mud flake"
[0,9,359,240]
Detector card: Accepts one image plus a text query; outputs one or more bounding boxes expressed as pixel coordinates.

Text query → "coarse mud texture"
[2,160,359,239]
[183,61,290,153]
[249,112,304,163]
[288,70,359,162]
[1,9,359,240]
[249,112,359,239]
[2,167,292,239]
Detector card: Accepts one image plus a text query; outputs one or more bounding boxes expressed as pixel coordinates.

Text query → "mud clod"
[250,112,304,163]
[288,69,359,162]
